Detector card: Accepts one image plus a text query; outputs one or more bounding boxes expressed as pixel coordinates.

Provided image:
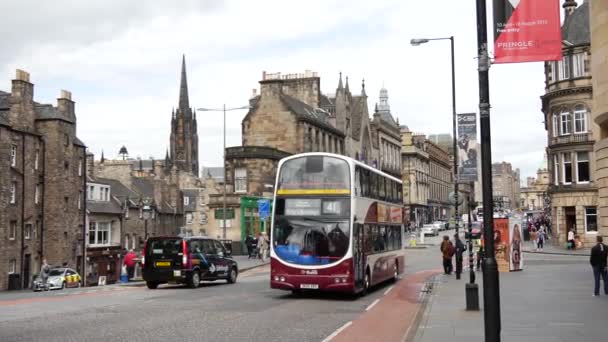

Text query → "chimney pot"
[60,89,72,100]
[15,69,30,82]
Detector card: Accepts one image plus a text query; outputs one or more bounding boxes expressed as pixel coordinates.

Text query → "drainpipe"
[82,147,87,287]
[20,134,26,289]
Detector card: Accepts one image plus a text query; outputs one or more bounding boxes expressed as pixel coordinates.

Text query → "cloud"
[0,0,549,180]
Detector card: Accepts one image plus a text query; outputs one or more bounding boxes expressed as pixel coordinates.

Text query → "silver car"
[422,224,440,236]
[33,267,82,291]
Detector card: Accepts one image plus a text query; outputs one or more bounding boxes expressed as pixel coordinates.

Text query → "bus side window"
[397,183,403,203]
[371,173,378,199]
[362,170,369,197]
[355,167,362,196]
[364,224,373,254]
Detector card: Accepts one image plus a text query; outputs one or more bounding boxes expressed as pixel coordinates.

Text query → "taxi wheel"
[226,267,238,284]
[188,271,201,288]
[146,281,159,289]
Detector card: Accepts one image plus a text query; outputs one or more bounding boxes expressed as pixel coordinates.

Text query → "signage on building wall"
[457,113,478,182]
[258,199,270,219]
[493,0,562,63]
[214,208,235,220]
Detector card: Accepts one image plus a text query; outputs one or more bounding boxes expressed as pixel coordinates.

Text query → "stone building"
[542,0,599,244]
[0,70,86,290]
[400,127,429,227]
[520,166,550,211]
[591,0,608,238]
[426,138,452,221]
[492,162,521,211]
[85,176,123,285]
[220,71,401,244]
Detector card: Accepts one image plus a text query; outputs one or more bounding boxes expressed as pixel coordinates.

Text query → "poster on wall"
[493,218,510,272]
[509,217,524,271]
[457,113,478,181]
[493,0,562,63]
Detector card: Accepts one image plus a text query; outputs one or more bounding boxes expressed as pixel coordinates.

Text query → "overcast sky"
[0,0,556,181]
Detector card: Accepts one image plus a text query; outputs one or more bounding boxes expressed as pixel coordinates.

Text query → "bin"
[8,273,20,290]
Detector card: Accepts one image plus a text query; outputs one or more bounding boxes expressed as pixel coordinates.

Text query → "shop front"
[86,247,122,286]
[240,196,273,241]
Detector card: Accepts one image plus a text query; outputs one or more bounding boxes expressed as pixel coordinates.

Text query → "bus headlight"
[279,276,286,282]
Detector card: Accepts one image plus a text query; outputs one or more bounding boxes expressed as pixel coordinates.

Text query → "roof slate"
[202,167,225,182]
[87,200,123,214]
[562,2,590,46]
[0,112,8,126]
[34,104,74,123]
[95,177,139,199]
[131,178,155,197]
[280,94,344,136]
[0,90,9,109]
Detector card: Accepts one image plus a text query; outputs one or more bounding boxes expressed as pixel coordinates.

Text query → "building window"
[125,235,130,250]
[219,219,232,228]
[184,196,190,206]
[572,53,585,78]
[552,114,559,137]
[9,221,16,240]
[585,207,598,233]
[10,182,16,204]
[104,188,110,201]
[553,155,559,185]
[78,191,82,209]
[576,151,590,183]
[8,259,16,274]
[88,222,111,246]
[35,184,41,204]
[557,56,570,80]
[10,145,17,167]
[35,149,39,170]
[64,134,69,146]
[186,213,193,224]
[64,197,69,211]
[34,221,39,239]
[78,158,83,176]
[560,110,571,135]
[562,153,572,184]
[235,168,247,193]
[574,105,587,133]
[25,224,32,240]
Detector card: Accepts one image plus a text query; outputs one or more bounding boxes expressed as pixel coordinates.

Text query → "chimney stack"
[86,152,95,178]
[12,69,33,102]
[57,89,75,121]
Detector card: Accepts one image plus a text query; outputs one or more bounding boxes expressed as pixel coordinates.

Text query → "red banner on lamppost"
[493,0,562,63]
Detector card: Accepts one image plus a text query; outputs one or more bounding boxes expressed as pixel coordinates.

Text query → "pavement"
[413,251,607,342]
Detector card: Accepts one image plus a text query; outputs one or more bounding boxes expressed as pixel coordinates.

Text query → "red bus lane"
[330,270,440,342]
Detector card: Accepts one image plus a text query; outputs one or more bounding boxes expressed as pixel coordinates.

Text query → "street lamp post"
[197,105,250,239]
[142,200,152,240]
[411,37,459,237]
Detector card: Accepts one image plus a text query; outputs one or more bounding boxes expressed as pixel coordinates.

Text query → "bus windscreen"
[278,156,350,193]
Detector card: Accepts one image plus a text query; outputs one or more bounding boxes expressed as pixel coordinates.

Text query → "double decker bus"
[270,153,405,295]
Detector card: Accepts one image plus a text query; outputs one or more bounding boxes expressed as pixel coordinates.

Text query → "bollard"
[465,283,480,311]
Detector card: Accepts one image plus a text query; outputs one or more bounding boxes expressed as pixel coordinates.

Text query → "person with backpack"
[590,236,608,296]
[440,236,455,275]
[454,234,466,280]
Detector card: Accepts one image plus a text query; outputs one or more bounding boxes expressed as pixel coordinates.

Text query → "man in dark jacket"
[454,234,466,280]
[590,236,608,296]
[440,236,454,275]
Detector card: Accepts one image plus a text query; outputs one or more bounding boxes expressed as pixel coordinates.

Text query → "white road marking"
[365,298,380,311]
[321,321,352,342]
[383,285,394,296]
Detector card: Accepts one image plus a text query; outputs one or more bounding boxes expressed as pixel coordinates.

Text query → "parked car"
[432,221,445,231]
[464,221,482,239]
[33,267,81,291]
[142,236,239,289]
[422,224,440,236]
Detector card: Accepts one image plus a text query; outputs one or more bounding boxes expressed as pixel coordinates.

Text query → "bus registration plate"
[300,284,319,289]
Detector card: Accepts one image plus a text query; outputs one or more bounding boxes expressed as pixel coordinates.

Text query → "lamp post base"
[465,283,480,311]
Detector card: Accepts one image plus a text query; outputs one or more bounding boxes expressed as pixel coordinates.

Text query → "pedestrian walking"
[454,234,466,280]
[537,226,546,252]
[530,229,538,252]
[40,259,50,291]
[258,232,269,261]
[590,236,608,296]
[440,236,455,275]
[124,249,137,280]
[567,229,575,250]
[245,234,256,259]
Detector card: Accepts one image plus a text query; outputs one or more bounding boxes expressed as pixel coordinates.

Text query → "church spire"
[337,72,343,90]
[179,54,189,110]
[345,76,350,93]
[361,78,366,96]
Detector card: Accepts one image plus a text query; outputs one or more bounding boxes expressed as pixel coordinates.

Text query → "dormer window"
[572,53,585,78]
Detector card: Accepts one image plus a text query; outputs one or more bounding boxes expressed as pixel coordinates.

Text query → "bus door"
[353,223,365,288]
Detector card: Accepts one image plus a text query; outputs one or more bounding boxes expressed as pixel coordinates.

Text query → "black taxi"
[142,236,238,289]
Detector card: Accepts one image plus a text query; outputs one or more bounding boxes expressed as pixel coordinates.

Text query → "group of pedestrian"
[440,234,466,279]
[246,232,269,261]
[529,226,548,252]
